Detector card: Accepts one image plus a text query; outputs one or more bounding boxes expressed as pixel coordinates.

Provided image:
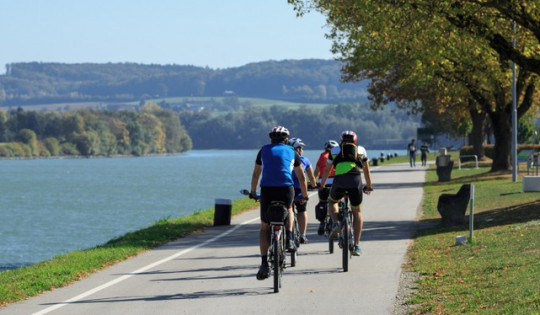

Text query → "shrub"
[61,142,80,155]
[43,137,61,156]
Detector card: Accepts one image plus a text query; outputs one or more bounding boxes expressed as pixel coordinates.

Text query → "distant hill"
[0,59,370,106]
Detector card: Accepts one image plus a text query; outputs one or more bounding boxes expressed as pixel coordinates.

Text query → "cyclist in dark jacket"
[250,126,309,280]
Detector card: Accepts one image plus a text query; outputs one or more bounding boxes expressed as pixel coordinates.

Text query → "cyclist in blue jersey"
[289,138,317,243]
[250,126,309,280]
[320,130,372,256]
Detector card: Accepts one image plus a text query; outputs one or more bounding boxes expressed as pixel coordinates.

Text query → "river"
[0,149,404,271]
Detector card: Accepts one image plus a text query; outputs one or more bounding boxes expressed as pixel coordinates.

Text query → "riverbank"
[0,198,259,306]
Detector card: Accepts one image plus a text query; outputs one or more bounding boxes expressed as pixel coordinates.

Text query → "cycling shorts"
[328,173,363,207]
[260,186,294,224]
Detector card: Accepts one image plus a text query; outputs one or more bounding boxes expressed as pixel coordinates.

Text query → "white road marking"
[33,217,260,315]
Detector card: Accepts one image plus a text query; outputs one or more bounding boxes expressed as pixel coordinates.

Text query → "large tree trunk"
[488,109,512,172]
[468,106,486,160]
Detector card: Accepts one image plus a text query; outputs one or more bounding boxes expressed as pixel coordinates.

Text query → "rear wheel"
[273,236,280,293]
[342,219,349,272]
[325,216,334,254]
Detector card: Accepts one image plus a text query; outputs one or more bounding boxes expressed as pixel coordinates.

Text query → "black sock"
[261,255,268,265]
[287,230,294,240]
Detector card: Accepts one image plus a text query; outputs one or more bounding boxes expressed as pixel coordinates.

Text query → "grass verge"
[0,198,259,306]
[404,161,540,314]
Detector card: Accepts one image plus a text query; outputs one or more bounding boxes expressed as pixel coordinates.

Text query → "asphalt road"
[1,162,426,315]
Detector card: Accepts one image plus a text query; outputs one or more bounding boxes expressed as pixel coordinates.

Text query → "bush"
[43,137,61,156]
[61,142,80,155]
[38,142,51,157]
[0,144,11,157]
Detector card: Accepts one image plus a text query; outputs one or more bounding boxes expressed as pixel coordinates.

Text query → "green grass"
[0,198,259,306]
[405,161,540,314]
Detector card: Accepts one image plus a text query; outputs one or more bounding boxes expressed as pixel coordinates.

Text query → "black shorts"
[328,173,363,207]
[293,188,306,213]
[260,186,294,224]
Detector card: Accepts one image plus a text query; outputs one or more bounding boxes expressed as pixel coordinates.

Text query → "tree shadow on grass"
[415,200,540,237]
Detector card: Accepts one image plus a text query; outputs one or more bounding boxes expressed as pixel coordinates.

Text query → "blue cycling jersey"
[256,143,300,187]
[292,156,312,189]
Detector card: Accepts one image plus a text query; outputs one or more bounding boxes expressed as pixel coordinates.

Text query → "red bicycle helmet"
[341,130,357,143]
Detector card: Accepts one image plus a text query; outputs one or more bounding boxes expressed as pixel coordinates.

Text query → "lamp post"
[511,21,518,182]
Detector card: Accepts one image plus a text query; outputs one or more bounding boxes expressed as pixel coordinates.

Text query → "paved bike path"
[1,162,426,315]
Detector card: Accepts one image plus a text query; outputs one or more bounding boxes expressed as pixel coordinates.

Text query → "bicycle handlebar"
[240,189,308,202]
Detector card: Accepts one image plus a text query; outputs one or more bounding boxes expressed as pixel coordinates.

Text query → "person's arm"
[306,165,317,188]
[251,164,261,194]
[294,166,309,200]
[319,161,333,187]
[313,164,320,181]
[362,161,372,194]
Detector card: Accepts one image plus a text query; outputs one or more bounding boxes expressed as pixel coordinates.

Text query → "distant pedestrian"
[420,143,429,166]
[407,139,417,167]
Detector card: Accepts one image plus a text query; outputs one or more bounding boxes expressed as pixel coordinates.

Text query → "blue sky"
[0,0,333,73]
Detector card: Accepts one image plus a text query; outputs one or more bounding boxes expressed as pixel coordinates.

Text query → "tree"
[288,0,539,171]
[18,128,38,156]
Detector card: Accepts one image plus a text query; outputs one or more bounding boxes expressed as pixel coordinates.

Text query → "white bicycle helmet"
[269,126,290,140]
[324,140,339,150]
[290,138,306,149]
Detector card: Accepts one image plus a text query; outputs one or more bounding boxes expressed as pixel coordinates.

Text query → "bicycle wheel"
[342,216,349,272]
[273,232,281,293]
[293,214,300,248]
[290,240,297,267]
[348,212,355,255]
[291,214,299,267]
[325,215,334,254]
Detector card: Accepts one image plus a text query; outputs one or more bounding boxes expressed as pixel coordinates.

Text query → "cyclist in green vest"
[319,130,372,256]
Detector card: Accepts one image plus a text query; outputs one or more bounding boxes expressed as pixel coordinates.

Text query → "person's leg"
[327,199,340,239]
[298,210,307,234]
[351,206,363,245]
[259,222,270,255]
[286,207,294,232]
[257,222,271,280]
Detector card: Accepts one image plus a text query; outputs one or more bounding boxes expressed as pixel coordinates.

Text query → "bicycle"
[325,186,373,272]
[240,189,292,293]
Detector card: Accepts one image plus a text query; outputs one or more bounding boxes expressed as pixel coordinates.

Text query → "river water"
[0,149,403,271]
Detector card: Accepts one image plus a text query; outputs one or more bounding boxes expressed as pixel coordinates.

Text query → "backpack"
[333,141,363,168]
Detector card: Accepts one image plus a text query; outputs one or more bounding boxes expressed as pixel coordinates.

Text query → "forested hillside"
[0,60,369,106]
[180,103,419,149]
[0,59,420,156]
